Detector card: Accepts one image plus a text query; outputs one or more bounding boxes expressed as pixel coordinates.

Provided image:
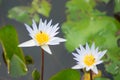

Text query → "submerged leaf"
[10,55,27,77]
[0,25,27,77]
[25,55,34,65]
[32,69,40,80]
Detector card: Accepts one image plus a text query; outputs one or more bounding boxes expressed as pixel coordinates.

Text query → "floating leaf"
[8,6,32,24]
[8,0,51,25]
[66,0,96,20]
[32,69,40,80]
[114,0,120,13]
[36,0,51,17]
[62,16,120,52]
[0,25,27,77]
[50,69,80,80]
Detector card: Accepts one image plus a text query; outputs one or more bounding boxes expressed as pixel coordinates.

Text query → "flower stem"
[41,48,44,80]
[90,70,93,80]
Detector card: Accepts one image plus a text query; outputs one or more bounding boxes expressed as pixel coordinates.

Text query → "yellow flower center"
[84,54,95,66]
[35,31,49,45]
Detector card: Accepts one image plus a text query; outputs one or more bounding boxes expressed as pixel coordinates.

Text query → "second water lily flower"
[72,43,107,74]
[18,19,66,54]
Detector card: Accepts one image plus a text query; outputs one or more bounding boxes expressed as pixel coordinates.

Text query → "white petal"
[72,53,79,57]
[91,43,95,51]
[18,39,36,47]
[86,43,90,52]
[79,45,85,51]
[49,23,59,36]
[91,66,98,74]
[38,19,43,30]
[95,47,99,53]
[96,60,103,65]
[49,37,66,45]
[47,20,52,27]
[86,67,91,71]
[98,50,107,60]
[32,19,38,32]
[42,20,47,31]
[73,57,80,61]
[44,20,47,25]
[76,48,81,54]
[25,24,34,34]
[72,65,84,69]
[47,42,60,45]
[41,45,52,54]
[50,32,59,37]
[54,23,59,28]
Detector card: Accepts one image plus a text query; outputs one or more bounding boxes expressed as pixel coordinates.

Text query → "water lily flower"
[18,19,66,54]
[72,43,107,74]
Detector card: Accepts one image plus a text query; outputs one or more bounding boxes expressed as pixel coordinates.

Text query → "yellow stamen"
[35,31,49,45]
[84,54,95,66]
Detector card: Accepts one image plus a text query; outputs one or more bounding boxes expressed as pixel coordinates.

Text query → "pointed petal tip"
[41,45,52,55]
[18,40,36,47]
[91,66,98,74]
[59,38,67,42]
[18,45,21,47]
[18,44,25,47]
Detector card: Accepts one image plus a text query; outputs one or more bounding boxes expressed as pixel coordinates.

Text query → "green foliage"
[62,15,120,52]
[66,0,96,21]
[95,77,110,80]
[105,61,120,80]
[8,6,32,24]
[0,25,27,77]
[50,69,80,80]
[62,0,120,79]
[8,0,51,25]
[31,0,51,17]
[32,69,40,80]
[10,55,27,77]
[105,61,120,75]
[114,0,120,13]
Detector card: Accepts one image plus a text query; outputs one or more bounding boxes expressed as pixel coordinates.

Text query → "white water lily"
[18,19,66,54]
[72,43,107,74]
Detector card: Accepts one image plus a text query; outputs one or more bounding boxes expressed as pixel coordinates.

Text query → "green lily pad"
[0,25,27,77]
[50,69,80,80]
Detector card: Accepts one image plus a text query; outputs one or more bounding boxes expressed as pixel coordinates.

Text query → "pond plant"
[0,0,120,80]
